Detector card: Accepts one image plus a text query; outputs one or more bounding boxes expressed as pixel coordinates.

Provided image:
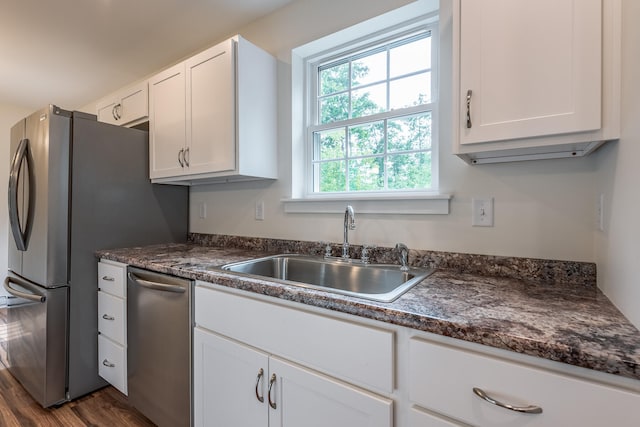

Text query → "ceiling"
[0,0,293,110]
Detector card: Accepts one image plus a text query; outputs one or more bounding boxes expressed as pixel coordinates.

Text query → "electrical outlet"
[255,200,265,221]
[472,197,494,227]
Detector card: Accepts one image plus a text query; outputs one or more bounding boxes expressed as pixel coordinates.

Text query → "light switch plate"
[472,197,494,227]
[255,200,265,221]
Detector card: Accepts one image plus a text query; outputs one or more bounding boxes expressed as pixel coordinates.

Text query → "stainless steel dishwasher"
[127,267,192,427]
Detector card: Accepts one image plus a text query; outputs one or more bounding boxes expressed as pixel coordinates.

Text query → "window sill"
[282,193,452,215]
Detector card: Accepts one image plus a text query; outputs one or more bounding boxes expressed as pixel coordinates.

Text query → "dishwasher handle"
[128,272,186,294]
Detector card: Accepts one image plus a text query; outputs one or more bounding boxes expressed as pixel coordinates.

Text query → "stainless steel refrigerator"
[3,105,188,407]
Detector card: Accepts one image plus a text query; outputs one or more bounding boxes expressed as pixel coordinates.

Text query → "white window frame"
[285,0,451,215]
[308,30,437,195]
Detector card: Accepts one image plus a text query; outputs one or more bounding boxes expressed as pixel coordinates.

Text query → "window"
[287,1,449,215]
[310,32,435,194]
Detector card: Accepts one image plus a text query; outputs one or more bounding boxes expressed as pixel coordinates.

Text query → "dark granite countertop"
[96,242,640,382]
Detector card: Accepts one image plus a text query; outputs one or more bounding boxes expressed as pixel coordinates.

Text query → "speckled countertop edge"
[96,242,640,382]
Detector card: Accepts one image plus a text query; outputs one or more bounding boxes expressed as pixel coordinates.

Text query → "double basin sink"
[222,254,433,302]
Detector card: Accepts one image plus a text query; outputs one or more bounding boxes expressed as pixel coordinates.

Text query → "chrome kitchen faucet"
[342,205,356,259]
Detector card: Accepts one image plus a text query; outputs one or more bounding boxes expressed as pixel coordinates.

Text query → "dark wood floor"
[0,367,155,427]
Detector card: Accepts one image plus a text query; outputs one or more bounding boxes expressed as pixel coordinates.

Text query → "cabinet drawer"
[410,407,464,427]
[98,261,127,298]
[98,291,126,344]
[408,338,640,427]
[98,335,127,395]
[195,284,394,394]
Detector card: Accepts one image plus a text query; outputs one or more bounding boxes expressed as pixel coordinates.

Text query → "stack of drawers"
[97,260,128,394]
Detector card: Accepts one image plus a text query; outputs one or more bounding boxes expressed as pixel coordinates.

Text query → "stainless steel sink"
[221,254,433,302]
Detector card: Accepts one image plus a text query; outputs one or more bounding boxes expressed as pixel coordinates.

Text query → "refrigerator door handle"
[3,276,47,303]
[8,138,35,251]
[128,272,186,293]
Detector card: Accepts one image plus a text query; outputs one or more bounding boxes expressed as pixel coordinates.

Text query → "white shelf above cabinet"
[451,0,621,164]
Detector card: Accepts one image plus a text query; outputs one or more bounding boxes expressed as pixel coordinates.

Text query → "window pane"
[387,152,431,190]
[349,122,385,157]
[352,51,387,88]
[314,129,346,160]
[319,62,349,96]
[388,113,431,152]
[348,157,384,191]
[317,161,346,192]
[390,37,430,78]
[352,83,387,118]
[390,72,431,109]
[319,93,349,124]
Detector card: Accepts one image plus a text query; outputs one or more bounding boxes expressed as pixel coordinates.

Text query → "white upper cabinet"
[96,81,148,127]
[149,35,277,184]
[149,63,186,179]
[452,0,621,164]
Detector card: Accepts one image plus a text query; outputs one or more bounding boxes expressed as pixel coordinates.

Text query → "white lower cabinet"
[408,337,640,427]
[193,328,392,427]
[192,281,640,427]
[193,283,393,427]
[97,260,128,394]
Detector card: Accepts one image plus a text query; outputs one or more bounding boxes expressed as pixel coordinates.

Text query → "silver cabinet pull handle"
[112,105,118,120]
[267,373,277,409]
[178,148,185,167]
[102,359,115,368]
[184,147,190,167]
[102,276,115,282]
[102,314,115,321]
[466,89,473,128]
[255,368,264,403]
[472,387,542,414]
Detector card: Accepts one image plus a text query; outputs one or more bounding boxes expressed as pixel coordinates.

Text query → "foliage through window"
[309,31,436,194]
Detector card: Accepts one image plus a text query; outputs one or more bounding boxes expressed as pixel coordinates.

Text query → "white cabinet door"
[459,0,601,145]
[269,357,393,427]
[149,62,187,179]
[186,39,236,175]
[193,328,268,427]
[96,82,148,127]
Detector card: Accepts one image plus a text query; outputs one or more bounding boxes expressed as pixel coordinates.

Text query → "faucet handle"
[320,241,333,258]
[361,244,377,264]
[395,243,410,271]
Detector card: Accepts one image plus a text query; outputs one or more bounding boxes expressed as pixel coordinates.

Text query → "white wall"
[0,103,39,296]
[594,0,640,327]
[189,0,599,262]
